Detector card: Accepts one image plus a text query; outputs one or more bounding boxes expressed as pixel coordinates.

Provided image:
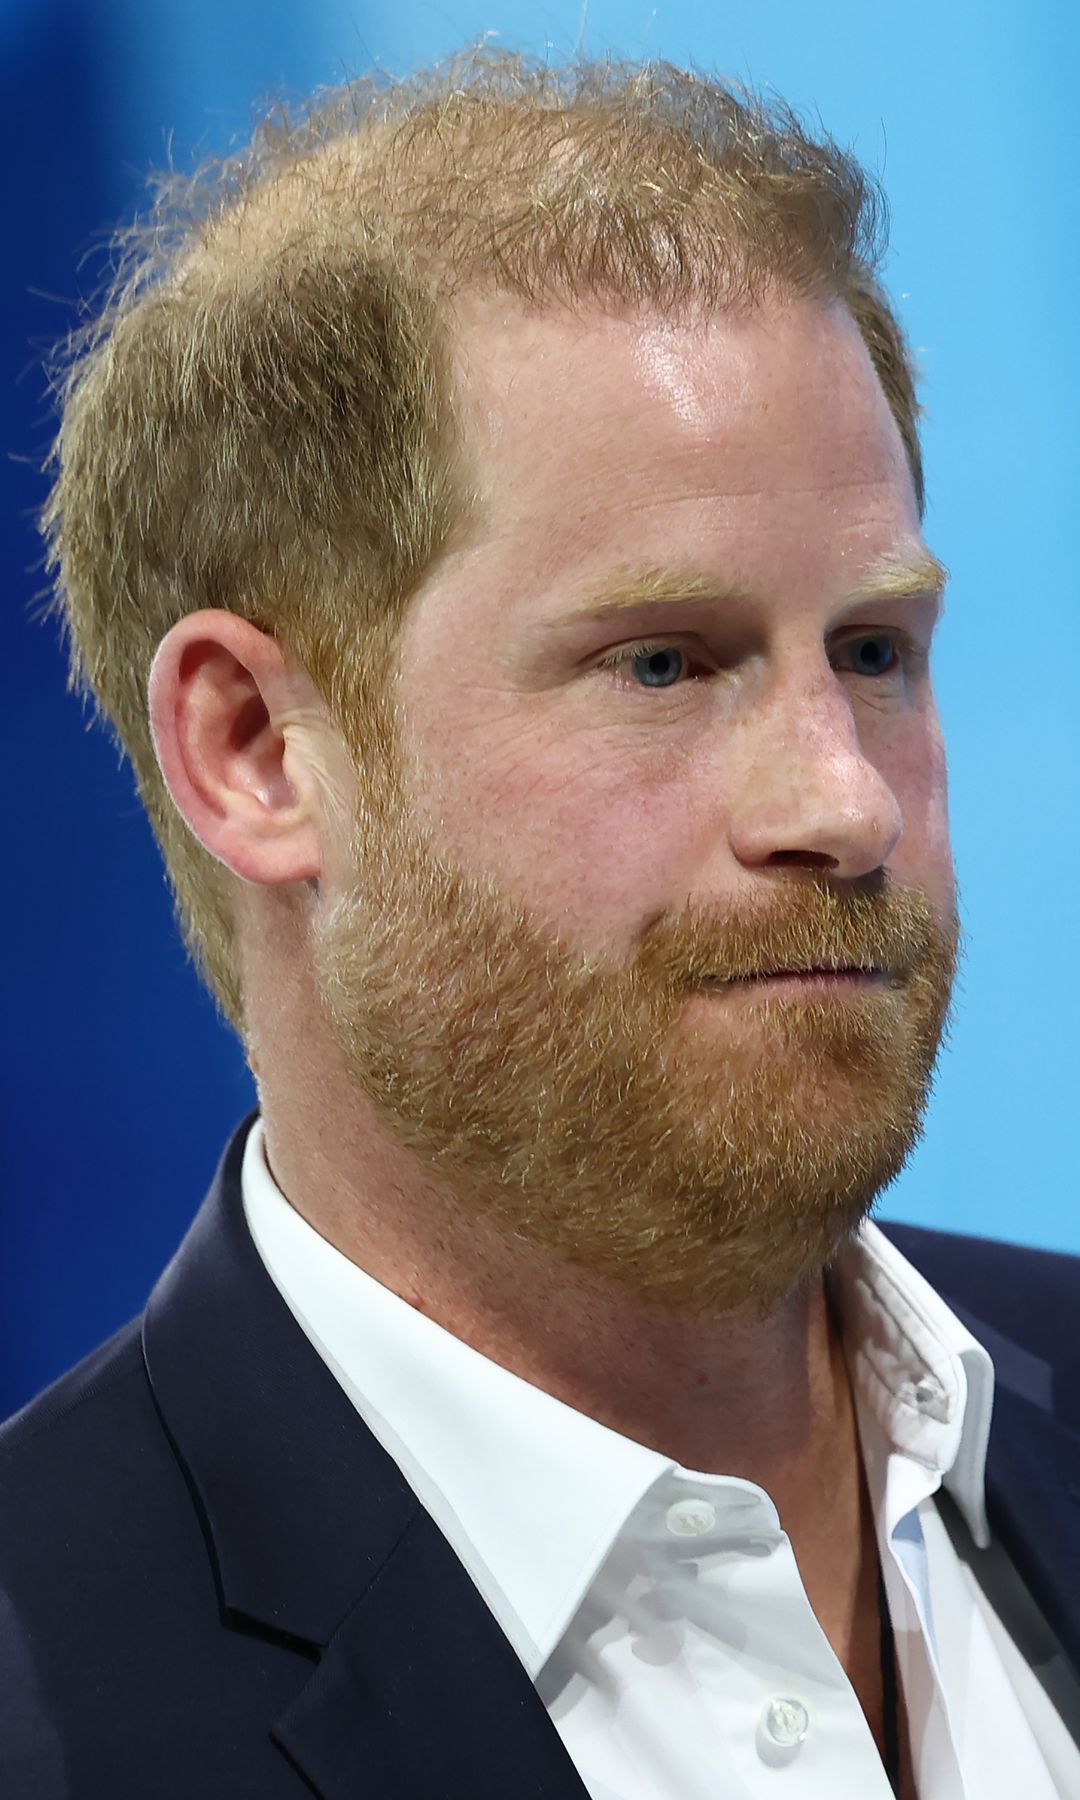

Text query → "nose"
[726,668,903,880]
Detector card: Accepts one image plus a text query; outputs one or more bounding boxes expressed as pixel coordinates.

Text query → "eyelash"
[594,634,922,689]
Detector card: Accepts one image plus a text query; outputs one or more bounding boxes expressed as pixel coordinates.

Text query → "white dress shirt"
[241,1116,1079,1797]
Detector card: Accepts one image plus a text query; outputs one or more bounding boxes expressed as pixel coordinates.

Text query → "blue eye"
[631,646,687,688]
[838,635,901,677]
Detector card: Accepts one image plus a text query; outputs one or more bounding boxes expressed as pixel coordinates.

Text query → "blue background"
[3,1,1077,1418]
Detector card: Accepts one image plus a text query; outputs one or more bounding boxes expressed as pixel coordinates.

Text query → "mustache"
[634,874,952,991]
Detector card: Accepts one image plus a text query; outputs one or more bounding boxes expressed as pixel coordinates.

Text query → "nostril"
[768,850,838,871]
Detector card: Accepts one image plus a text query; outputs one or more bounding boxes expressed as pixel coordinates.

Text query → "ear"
[147,610,326,888]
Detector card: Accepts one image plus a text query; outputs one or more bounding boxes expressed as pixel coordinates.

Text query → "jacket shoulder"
[0,1314,171,1566]
[0,1314,145,1457]
[0,1306,309,1797]
[0,1316,188,1795]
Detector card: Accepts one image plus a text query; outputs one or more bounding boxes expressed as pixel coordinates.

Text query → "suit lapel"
[274,1508,590,1800]
[142,1109,588,1800]
[982,1383,1080,1677]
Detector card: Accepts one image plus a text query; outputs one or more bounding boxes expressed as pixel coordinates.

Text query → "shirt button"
[757,1696,810,1765]
[665,1497,717,1537]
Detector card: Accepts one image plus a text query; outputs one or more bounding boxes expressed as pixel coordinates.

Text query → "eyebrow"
[545,547,950,629]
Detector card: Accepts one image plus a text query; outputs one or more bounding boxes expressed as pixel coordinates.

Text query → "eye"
[832,634,903,678]
[595,641,694,689]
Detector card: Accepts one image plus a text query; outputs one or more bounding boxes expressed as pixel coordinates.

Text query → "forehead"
[435,293,922,622]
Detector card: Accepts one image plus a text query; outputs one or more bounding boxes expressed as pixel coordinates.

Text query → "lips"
[747,966,878,979]
[698,965,888,987]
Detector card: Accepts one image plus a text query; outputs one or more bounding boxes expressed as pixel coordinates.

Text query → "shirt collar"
[241,1116,995,1676]
[829,1219,994,1547]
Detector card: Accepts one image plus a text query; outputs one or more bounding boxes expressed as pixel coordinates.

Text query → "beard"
[310,733,959,1319]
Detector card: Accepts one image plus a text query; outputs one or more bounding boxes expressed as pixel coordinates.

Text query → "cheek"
[412,714,704,937]
[885,711,953,902]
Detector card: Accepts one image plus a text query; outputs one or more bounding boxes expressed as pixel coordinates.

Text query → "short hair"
[41,47,924,1043]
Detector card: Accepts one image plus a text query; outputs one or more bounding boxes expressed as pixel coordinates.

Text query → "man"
[2,49,1077,1800]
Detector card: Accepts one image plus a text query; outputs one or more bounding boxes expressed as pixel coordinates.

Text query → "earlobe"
[146,610,325,891]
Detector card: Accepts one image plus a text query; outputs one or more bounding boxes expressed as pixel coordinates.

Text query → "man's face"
[310,293,958,1316]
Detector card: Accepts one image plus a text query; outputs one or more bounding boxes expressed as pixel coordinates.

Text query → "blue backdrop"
[3,0,1077,1419]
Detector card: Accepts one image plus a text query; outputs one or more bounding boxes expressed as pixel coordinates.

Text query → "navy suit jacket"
[2,1107,1079,1798]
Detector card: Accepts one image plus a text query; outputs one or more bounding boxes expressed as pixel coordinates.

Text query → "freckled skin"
[393,295,953,949]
